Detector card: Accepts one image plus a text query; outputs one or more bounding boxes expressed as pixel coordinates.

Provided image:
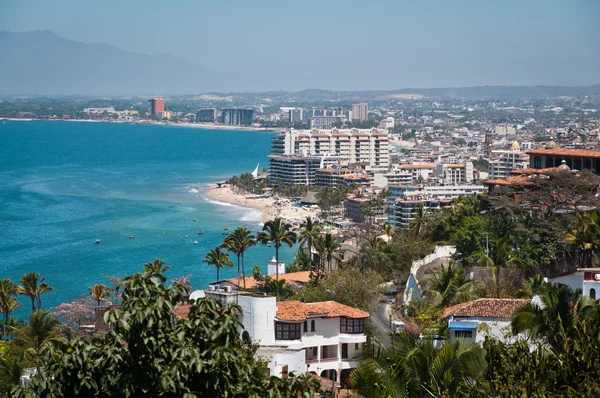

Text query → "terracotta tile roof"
[447,163,464,168]
[174,304,193,319]
[442,298,529,320]
[276,300,369,321]
[398,163,438,169]
[526,148,600,158]
[484,175,536,186]
[510,167,559,175]
[225,271,312,289]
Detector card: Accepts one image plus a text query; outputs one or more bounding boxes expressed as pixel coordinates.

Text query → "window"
[340,317,365,334]
[534,156,542,169]
[275,322,301,340]
[454,330,473,339]
[303,321,308,332]
[355,343,359,350]
[590,288,596,300]
[311,320,316,332]
[341,343,348,359]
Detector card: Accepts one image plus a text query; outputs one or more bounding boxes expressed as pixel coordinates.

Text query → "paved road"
[372,297,393,346]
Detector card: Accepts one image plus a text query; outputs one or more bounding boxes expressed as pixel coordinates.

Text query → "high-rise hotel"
[269,128,389,185]
[147,97,165,117]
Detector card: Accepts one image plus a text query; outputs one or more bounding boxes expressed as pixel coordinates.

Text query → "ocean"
[0,120,294,317]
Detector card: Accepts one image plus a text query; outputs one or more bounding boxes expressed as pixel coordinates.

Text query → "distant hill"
[0,30,222,95]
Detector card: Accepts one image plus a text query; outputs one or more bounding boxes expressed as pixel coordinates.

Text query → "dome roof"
[511,141,520,148]
[558,159,570,171]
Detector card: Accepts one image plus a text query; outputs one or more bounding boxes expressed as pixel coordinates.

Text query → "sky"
[1,0,599,91]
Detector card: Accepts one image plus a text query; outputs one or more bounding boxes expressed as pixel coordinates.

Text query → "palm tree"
[145,258,170,275]
[257,218,297,285]
[425,262,478,307]
[351,331,489,397]
[478,238,522,298]
[511,283,598,351]
[383,223,395,240]
[409,204,428,235]
[232,227,256,289]
[18,272,53,312]
[564,211,600,267]
[316,233,342,273]
[299,216,320,264]
[13,310,62,375]
[0,279,21,341]
[203,246,233,282]
[222,227,256,289]
[88,283,111,307]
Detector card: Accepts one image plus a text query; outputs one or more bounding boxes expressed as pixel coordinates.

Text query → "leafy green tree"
[17,272,53,313]
[0,279,21,341]
[203,246,234,282]
[352,330,489,397]
[409,204,428,235]
[12,263,320,397]
[296,266,383,313]
[257,218,297,285]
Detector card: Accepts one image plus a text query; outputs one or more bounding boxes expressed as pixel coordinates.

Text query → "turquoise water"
[0,120,293,316]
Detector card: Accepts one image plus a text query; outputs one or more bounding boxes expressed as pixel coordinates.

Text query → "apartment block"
[270,128,389,168]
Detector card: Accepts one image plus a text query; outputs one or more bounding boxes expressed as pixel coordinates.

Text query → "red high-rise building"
[148,97,165,117]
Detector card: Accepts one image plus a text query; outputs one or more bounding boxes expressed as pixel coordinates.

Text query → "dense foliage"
[10,263,320,397]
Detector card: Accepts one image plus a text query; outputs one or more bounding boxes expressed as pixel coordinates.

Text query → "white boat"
[193,241,198,245]
[94,239,100,245]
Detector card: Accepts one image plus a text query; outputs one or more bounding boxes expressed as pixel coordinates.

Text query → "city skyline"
[1,0,599,92]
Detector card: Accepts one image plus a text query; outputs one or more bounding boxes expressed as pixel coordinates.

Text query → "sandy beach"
[204,184,319,224]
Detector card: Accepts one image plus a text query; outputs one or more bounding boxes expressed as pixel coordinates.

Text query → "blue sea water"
[0,120,293,317]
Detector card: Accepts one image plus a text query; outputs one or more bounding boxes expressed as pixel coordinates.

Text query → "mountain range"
[0,30,223,95]
[1,30,599,97]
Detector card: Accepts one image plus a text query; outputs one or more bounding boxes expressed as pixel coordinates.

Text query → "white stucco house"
[548,268,600,300]
[442,298,530,344]
[181,288,369,387]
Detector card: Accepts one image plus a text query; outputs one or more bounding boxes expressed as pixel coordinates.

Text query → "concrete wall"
[268,350,305,379]
[404,246,456,305]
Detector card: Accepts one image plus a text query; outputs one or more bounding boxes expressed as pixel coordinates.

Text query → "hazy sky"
[1,0,599,91]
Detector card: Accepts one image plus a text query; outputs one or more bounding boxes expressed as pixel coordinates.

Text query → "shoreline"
[0,118,281,132]
[204,184,319,224]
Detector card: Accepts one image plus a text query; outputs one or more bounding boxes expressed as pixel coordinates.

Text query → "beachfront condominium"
[269,154,342,186]
[148,97,165,117]
[270,128,390,168]
[196,108,216,123]
[352,103,368,122]
[220,108,255,126]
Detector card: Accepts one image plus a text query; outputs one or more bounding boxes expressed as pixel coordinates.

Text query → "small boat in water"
[94,239,100,245]
[193,241,198,245]
[193,218,198,222]
[128,236,134,239]
[224,227,230,231]
[197,230,204,235]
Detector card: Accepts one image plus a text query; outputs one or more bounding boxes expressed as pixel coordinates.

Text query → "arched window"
[303,321,308,332]
[311,320,316,332]
[590,288,596,300]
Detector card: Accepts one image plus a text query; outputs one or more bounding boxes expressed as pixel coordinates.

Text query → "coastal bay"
[0,120,295,317]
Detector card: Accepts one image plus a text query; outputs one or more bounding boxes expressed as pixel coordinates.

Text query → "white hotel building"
[269,128,389,186]
[193,290,369,387]
[271,128,389,166]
